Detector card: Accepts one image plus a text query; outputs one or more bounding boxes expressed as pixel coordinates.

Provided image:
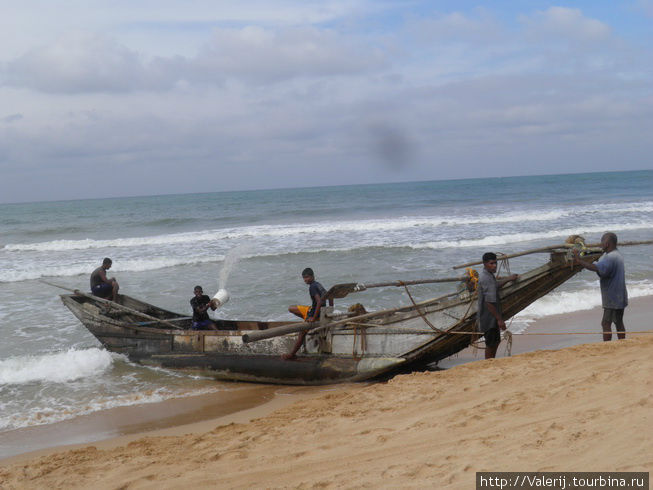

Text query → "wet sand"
[1,296,652,488]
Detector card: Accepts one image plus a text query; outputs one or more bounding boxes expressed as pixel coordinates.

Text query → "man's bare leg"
[111,280,119,302]
[601,320,612,341]
[485,344,499,359]
[615,320,626,340]
[282,331,306,360]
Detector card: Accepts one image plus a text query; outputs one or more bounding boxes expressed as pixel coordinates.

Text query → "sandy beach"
[1,296,652,488]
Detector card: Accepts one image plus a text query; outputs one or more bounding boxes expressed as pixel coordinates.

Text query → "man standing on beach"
[90,258,119,301]
[477,253,518,359]
[573,232,627,341]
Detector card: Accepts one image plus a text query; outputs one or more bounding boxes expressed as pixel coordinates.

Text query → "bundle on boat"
[53,237,651,385]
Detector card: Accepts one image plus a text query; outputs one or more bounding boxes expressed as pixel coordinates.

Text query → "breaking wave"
[0,348,113,385]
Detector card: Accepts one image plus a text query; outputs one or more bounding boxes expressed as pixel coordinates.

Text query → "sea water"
[1,170,652,444]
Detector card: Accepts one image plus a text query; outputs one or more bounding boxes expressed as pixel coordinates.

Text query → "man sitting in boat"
[190,286,218,330]
[283,268,333,360]
[90,258,119,301]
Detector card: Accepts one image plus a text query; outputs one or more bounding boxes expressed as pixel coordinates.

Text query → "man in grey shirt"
[574,232,627,341]
[477,252,518,359]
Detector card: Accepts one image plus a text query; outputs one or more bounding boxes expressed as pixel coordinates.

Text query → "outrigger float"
[54,238,650,385]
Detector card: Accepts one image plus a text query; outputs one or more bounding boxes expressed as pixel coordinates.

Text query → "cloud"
[193,26,385,84]
[2,113,22,123]
[3,32,186,93]
[520,7,612,44]
[2,25,384,94]
[409,9,505,45]
[0,3,652,203]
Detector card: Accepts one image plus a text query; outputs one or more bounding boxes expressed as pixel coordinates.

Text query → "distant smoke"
[368,123,413,170]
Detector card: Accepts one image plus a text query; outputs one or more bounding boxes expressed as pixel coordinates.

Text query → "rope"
[496,253,511,277]
[400,281,447,333]
[400,281,480,351]
[413,329,653,336]
[503,330,513,356]
[351,324,367,358]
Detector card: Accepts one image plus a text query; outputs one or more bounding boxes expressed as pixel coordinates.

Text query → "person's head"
[301,267,315,284]
[482,252,498,273]
[600,232,618,252]
[194,285,204,297]
[102,257,112,270]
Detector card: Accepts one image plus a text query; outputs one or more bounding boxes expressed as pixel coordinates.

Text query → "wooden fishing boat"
[59,244,602,385]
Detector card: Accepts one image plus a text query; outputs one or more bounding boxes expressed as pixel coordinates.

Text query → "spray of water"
[218,245,251,291]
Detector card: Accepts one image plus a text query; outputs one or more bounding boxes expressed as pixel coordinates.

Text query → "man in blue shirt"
[574,232,627,341]
[283,268,331,360]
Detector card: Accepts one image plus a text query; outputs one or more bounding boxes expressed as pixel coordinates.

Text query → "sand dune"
[2,329,652,489]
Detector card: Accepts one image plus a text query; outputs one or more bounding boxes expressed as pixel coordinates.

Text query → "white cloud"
[0,3,652,203]
[4,33,172,93]
[193,26,386,84]
[520,7,612,44]
[2,25,384,93]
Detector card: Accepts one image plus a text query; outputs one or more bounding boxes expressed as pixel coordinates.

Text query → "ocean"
[1,170,652,453]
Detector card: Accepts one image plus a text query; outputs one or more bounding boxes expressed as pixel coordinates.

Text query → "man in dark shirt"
[90,258,119,301]
[190,285,217,330]
[283,268,332,360]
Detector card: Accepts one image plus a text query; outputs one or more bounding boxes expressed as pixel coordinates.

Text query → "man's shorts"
[602,308,624,324]
[295,305,312,320]
[191,319,214,330]
[91,283,112,298]
[483,327,501,348]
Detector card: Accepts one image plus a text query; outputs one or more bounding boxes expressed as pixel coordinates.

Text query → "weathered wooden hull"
[61,250,599,385]
[61,294,405,384]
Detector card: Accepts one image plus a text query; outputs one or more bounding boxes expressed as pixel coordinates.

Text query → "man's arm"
[191,299,209,314]
[485,301,506,330]
[497,274,518,287]
[98,269,111,284]
[572,249,598,272]
[307,293,322,322]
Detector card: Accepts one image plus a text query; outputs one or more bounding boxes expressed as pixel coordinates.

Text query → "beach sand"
[1,297,651,488]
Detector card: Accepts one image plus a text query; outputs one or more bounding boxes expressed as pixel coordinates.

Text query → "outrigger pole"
[452,239,653,270]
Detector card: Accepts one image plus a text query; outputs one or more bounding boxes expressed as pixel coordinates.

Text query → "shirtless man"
[90,258,119,301]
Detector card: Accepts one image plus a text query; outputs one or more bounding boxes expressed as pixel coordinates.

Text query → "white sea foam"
[0,255,224,283]
[6,204,649,252]
[583,201,653,215]
[0,385,224,432]
[0,348,113,385]
[413,222,653,250]
[512,281,653,324]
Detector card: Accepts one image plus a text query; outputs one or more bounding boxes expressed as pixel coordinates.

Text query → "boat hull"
[60,250,600,385]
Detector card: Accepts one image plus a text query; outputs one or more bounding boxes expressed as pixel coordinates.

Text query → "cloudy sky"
[1,1,652,203]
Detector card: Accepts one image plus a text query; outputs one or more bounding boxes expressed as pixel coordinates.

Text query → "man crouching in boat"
[283,268,332,360]
[90,257,119,301]
[190,286,218,330]
[477,253,518,359]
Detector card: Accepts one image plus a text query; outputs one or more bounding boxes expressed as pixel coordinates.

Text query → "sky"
[1,1,653,203]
